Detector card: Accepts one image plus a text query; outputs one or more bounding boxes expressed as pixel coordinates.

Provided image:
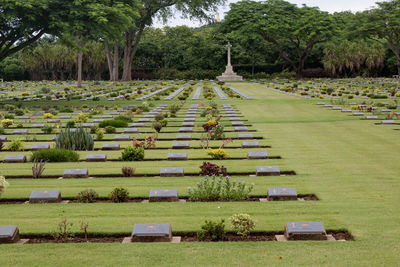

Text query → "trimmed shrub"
[114,115,133,123]
[104,125,116,133]
[229,214,256,237]
[31,149,79,162]
[99,119,128,128]
[121,146,144,161]
[109,188,130,203]
[76,189,98,203]
[198,219,225,241]
[122,166,136,177]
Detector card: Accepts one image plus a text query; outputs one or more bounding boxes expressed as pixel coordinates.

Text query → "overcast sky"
[154,0,381,27]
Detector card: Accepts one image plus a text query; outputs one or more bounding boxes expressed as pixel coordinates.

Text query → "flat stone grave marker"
[381,109,391,112]
[256,166,280,176]
[237,133,253,139]
[149,111,159,115]
[31,144,50,150]
[365,116,379,120]
[102,143,120,150]
[59,116,72,119]
[110,112,120,115]
[323,104,333,108]
[17,116,29,119]
[3,155,26,163]
[82,123,95,128]
[247,152,268,159]
[102,115,113,118]
[13,129,28,135]
[160,167,184,177]
[229,117,241,121]
[284,222,327,240]
[143,115,154,118]
[0,136,7,141]
[0,226,20,244]
[114,135,130,141]
[31,124,45,128]
[381,120,396,124]
[185,114,196,118]
[168,153,187,160]
[63,168,88,178]
[32,112,43,116]
[181,122,194,127]
[234,127,248,132]
[86,154,107,162]
[131,123,145,127]
[268,188,297,201]
[47,119,60,123]
[138,118,150,122]
[29,190,62,203]
[172,142,189,149]
[179,127,193,132]
[332,107,341,110]
[93,119,104,123]
[186,111,197,115]
[353,112,364,116]
[341,109,352,113]
[131,224,172,242]
[176,134,192,140]
[316,102,325,105]
[184,118,195,122]
[124,128,138,133]
[149,189,179,202]
[232,121,244,126]
[242,141,260,148]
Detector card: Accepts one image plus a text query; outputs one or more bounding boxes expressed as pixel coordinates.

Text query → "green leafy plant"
[198,219,226,241]
[109,188,130,203]
[122,166,136,177]
[31,149,79,162]
[229,214,256,237]
[41,125,54,134]
[55,127,94,151]
[121,146,144,161]
[104,125,116,133]
[95,128,105,140]
[7,139,23,151]
[99,119,128,128]
[76,189,98,203]
[32,159,46,178]
[188,176,253,201]
[52,218,74,242]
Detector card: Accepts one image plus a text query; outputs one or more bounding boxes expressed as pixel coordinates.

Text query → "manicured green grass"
[1,81,400,266]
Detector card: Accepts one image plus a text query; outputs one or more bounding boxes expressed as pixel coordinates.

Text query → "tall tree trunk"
[122,26,145,81]
[77,51,83,88]
[112,42,119,81]
[105,40,114,81]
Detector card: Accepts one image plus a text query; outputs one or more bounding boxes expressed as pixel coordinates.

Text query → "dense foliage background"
[0,0,399,81]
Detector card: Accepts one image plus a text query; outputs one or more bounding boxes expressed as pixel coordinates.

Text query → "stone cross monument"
[217,42,243,81]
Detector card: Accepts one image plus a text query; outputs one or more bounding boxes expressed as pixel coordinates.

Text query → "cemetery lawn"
[1,82,400,266]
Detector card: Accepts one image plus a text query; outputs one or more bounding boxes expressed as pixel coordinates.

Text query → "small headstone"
[353,112,364,116]
[181,122,194,127]
[114,135,130,141]
[184,118,195,122]
[131,123,145,127]
[86,154,107,162]
[0,136,7,141]
[131,224,172,242]
[242,141,259,148]
[3,155,26,163]
[124,128,138,133]
[234,127,248,132]
[149,189,179,202]
[102,115,113,118]
[160,167,184,177]
[229,117,241,121]
[341,109,352,113]
[179,127,193,132]
[138,118,150,123]
[185,114,196,118]
[284,222,327,240]
[93,119,104,123]
[31,144,50,150]
[237,133,253,139]
[256,166,280,176]
[29,190,61,203]
[168,153,187,160]
[0,226,20,244]
[247,152,268,159]
[17,116,29,119]
[63,168,89,178]
[13,129,28,135]
[59,115,72,119]
[82,123,95,128]
[365,116,379,120]
[172,142,189,149]
[331,107,341,110]
[381,109,391,113]
[381,120,396,125]
[232,121,244,126]
[31,124,45,128]
[47,119,60,123]
[176,134,192,140]
[268,188,297,201]
[323,105,333,108]
[102,143,120,150]
[143,115,154,118]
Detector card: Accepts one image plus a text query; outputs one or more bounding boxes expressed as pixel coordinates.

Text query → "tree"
[120,0,225,80]
[222,0,335,78]
[356,0,400,75]
[0,0,65,62]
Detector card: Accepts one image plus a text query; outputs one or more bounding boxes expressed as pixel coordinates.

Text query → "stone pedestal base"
[217,65,243,81]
